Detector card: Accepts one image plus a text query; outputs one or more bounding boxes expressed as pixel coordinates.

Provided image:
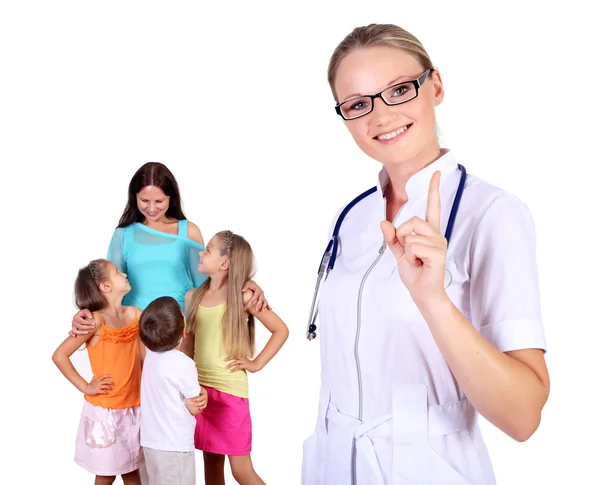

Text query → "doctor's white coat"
[301,150,547,485]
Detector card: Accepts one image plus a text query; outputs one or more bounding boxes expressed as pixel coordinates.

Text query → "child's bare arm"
[52,315,113,395]
[225,291,289,373]
[179,356,206,416]
[246,309,289,371]
[185,389,207,415]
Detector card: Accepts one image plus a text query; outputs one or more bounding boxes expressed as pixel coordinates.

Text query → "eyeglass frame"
[334,68,432,120]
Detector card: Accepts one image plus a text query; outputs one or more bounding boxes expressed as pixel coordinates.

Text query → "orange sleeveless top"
[84,310,141,409]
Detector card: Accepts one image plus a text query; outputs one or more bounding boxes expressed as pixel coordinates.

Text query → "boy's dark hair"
[139,296,185,352]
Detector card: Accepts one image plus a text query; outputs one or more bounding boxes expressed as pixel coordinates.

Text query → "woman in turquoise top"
[109,218,204,309]
[70,161,268,329]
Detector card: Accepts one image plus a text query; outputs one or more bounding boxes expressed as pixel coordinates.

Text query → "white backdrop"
[2,1,598,483]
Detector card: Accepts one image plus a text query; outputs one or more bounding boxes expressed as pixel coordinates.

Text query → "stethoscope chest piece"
[444,267,452,289]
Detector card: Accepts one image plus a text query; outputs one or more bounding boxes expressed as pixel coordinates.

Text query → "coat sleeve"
[469,194,547,352]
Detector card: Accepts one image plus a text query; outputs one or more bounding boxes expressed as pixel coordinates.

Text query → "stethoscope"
[306,164,467,340]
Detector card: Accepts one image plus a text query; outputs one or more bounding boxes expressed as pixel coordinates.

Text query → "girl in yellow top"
[52,259,144,485]
[182,230,289,485]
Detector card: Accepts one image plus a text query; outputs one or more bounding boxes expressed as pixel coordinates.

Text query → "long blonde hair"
[327,23,435,102]
[186,231,256,358]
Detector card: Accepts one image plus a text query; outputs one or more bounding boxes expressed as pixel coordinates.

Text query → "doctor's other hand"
[69,308,95,337]
[380,171,448,305]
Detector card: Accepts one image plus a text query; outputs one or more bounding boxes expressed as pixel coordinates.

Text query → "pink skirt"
[194,386,252,456]
[75,400,142,476]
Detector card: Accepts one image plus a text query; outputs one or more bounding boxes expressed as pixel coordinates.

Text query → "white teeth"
[377,126,408,140]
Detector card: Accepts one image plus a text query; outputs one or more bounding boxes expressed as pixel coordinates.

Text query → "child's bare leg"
[122,470,141,485]
[95,476,116,485]
[203,452,226,485]
[229,454,265,485]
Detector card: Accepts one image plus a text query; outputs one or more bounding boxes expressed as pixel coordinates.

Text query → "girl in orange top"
[53,259,144,485]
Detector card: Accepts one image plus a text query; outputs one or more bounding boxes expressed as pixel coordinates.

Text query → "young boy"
[139,296,205,485]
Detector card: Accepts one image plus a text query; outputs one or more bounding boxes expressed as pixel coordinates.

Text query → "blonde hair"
[186,231,256,358]
[327,23,435,102]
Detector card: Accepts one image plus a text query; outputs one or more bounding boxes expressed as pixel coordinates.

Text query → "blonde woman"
[302,24,549,484]
[182,231,289,485]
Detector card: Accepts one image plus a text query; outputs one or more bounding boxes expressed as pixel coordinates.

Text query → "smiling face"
[136,185,171,223]
[334,45,444,168]
[197,235,229,276]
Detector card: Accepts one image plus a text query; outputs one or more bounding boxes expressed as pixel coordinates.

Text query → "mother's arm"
[242,280,271,312]
[69,308,96,336]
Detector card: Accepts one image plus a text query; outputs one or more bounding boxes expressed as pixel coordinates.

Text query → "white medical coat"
[302,150,547,485]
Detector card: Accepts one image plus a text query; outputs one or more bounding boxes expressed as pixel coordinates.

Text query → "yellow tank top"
[194,303,249,398]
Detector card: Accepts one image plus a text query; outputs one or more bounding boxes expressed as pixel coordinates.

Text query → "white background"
[1,1,598,484]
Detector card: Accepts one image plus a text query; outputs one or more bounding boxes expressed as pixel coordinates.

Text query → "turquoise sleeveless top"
[107,220,207,310]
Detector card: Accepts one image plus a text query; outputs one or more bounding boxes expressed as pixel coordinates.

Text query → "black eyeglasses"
[335,69,432,120]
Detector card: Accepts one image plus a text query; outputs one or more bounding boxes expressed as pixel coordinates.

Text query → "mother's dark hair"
[117,162,186,228]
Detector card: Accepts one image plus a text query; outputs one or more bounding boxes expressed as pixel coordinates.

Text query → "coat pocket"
[392,385,472,485]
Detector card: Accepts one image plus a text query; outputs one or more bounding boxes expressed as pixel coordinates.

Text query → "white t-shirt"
[140,348,201,452]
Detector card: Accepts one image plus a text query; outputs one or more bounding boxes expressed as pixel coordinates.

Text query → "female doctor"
[302,24,550,485]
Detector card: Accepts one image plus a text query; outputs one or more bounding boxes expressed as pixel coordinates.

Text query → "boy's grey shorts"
[142,447,195,485]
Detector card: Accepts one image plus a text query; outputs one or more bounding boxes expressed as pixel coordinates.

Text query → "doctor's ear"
[431,69,444,106]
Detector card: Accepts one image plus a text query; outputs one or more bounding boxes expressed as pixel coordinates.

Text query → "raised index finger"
[426,171,441,230]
